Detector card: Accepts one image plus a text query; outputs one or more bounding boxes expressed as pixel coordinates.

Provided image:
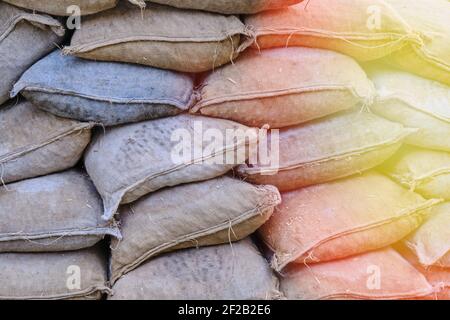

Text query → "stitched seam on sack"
[0,13,62,42]
[412,43,450,70]
[0,286,111,300]
[395,169,450,186]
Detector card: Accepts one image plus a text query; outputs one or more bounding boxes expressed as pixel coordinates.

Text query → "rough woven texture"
[109,239,280,300]
[0,170,121,252]
[368,66,450,151]
[405,203,450,268]
[192,47,375,128]
[237,110,413,192]
[85,114,258,221]
[259,172,438,271]
[12,51,195,126]
[145,0,302,14]
[0,246,110,300]
[245,0,412,62]
[280,248,433,300]
[3,0,118,16]
[65,3,248,72]
[110,176,281,283]
[0,100,92,184]
[0,2,64,105]
[382,146,450,200]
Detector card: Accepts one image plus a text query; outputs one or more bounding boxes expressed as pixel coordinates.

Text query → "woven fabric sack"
[3,0,118,16]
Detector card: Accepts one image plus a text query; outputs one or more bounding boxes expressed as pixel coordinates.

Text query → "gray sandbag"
[12,51,195,126]
[0,246,110,300]
[85,114,258,221]
[109,239,280,300]
[0,100,92,184]
[110,176,281,283]
[0,2,64,105]
[0,170,121,252]
[3,0,118,16]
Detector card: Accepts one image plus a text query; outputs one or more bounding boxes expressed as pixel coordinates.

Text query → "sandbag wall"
[0,0,449,300]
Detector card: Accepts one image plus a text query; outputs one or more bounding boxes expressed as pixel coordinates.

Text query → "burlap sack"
[367,67,450,151]
[0,100,92,184]
[245,0,413,62]
[0,170,121,252]
[259,172,439,271]
[3,0,118,16]
[12,51,195,126]
[404,203,450,268]
[192,47,375,128]
[110,176,281,283]
[237,110,413,192]
[109,239,280,300]
[85,114,258,221]
[0,2,64,105]
[0,246,110,300]
[144,0,302,14]
[382,146,450,200]
[65,3,248,73]
[280,248,434,300]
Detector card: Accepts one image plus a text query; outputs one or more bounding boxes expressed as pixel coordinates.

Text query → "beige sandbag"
[245,0,413,62]
[367,67,450,151]
[237,110,413,192]
[3,0,118,16]
[259,172,439,271]
[0,2,64,105]
[0,170,121,252]
[110,176,280,283]
[381,146,450,200]
[404,203,450,268]
[0,246,110,300]
[85,114,258,221]
[192,47,375,128]
[65,3,248,73]
[0,100,92,184]
[280,248,434,300]
[109,239,280,300]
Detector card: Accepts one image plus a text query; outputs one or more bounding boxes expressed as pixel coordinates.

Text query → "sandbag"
[12,51,195,126]
[65,3,248,73]
[237,110,413,192]
[259,172,438,271]
[110,176,281,283]
[3,0,118,16]
[381,146,450,200]
[0,246,109,300]
[109,239,280,300]
[0,170,121,252]
[192,47,375,128]
[143,0,302,14]
[85,114,258,221]
[280,248,433,300]
[0,100,92,184]
[367,67,450,151]
[0,2,64,105]
[245,0,413,62]
[404,203,450,268]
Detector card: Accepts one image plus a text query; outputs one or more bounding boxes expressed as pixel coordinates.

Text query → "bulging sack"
[192,47,374,128]
[237,111,413,192]
[0,246,110,300]
[84,114,258,221]
[65,3,248,73]
[381,146,450,200]
[3,0,118,16]
[0,2,64,105]
[12,51,195,126]
[0,101,92,184]
[109,239,280,300]
[0,170,121,252]
[280,248,433,300]
[259,172,438,271]
[367,66,450,151]
[245,0,413,62]
[110,176,281,283]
